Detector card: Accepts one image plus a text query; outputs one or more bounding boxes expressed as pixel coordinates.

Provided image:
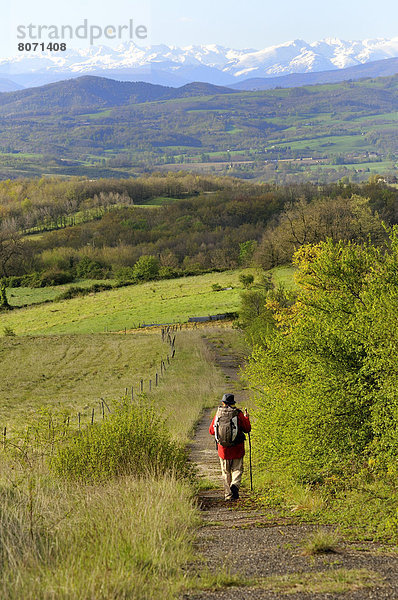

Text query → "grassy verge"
[0,467,198,600]
[246,467,398,545]
[188,568,381,595]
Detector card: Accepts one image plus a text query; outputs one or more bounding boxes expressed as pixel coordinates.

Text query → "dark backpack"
[214,406,245,448]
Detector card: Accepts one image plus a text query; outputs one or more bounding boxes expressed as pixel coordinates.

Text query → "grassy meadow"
[0,325,237,598]
[1,270,246,335]
[0,329,227,439]
[0,332,165,428]
[6,279,114,307]
[1,266,296,337]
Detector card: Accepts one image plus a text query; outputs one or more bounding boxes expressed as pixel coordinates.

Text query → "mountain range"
[2,37,398,91]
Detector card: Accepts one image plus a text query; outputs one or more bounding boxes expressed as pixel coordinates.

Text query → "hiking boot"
[230,484,239,500]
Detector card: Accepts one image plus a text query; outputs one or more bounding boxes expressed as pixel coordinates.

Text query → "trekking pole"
[248,432,253,492]
[245,408,253,492]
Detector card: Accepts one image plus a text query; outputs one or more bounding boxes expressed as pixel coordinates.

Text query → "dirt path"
[184,334,398,600]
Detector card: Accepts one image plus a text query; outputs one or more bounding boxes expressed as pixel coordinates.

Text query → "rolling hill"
[0,73,398,180]
[0,77,237,114]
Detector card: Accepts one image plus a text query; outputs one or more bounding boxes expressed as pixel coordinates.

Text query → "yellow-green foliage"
[245,230,398,482]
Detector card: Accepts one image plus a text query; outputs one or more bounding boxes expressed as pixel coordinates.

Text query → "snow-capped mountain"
[2,37,398,89]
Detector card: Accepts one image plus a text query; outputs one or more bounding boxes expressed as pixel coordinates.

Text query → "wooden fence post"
[149,380,152,391]
[2,427,6,450]
[140,379,144,393]
[131,386,134,401]
[102,399,112,413]
[91,408,95,425]
[78,413,81,430]
[155,373,158,386]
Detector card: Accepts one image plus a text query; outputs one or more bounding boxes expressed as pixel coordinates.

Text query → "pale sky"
[3,0,398,57]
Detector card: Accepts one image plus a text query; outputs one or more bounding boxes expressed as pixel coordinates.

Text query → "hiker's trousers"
[219,457,244,500]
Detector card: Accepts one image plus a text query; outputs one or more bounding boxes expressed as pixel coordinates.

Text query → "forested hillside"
[1,175,397,291]
[1,74,398,181]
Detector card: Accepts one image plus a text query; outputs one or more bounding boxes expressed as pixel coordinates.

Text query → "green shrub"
[114,266,135,285]
[76,257,109,279]
[36,269,74,287]
[239,274,254,288]
[132,255,160,281]
[51,400,190,482]
[56,286,91,301]
[56,283,114,300]
[244,230,398,482]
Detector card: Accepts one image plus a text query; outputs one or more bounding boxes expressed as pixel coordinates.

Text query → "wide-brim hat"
[222,393,236,405]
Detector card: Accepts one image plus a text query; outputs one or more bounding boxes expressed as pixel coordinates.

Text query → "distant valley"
[0,71,397,182]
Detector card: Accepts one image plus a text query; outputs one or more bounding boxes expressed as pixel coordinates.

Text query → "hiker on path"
[209,393,251,501]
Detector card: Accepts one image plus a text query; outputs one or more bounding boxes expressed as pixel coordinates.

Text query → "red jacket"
[209,409,251,460]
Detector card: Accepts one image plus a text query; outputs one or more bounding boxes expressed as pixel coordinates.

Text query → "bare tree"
[0,219,25,277]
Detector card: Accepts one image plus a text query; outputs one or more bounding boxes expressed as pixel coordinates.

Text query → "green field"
[0,270,244,335]
[0,332,164,427]
[1,267,296,336]
[7,280,114,307]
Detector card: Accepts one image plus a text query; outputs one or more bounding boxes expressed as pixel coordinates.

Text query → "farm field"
[0,266,295,324]
[0,269,252,335]
[0,327,229,439]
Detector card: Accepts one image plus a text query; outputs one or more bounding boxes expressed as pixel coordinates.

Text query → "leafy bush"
[132,255,160,281]
[57,283,113,300]
[76,257,109,279]
[114,266,135,285]
[35,269,74,287]
[56,286,90,300]
[244,229,398,482]
[51,400,190,482]
[239,274,254,288]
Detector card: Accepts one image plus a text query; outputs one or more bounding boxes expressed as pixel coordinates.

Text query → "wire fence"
[1,325,179,453]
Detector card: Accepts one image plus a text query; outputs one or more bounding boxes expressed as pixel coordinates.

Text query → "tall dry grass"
[148,330,228,439]
[0,465,197,599]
